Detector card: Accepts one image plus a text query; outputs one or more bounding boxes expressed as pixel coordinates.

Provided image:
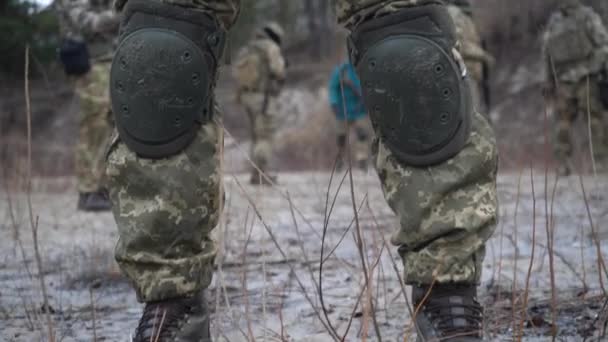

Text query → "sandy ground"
[1,170,608,342]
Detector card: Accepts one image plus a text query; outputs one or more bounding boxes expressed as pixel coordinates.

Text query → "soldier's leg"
[75,62,113,211]
[337,1,498,340]
[107,0,239,340]
[243,99,259,179]
[335,119,348,170]
[555,86,577,175]
[352,117,371,170]
[241,92,275,184]
[585,82,608,167]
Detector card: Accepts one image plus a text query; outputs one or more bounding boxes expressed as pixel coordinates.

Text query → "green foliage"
[0,0,59,76]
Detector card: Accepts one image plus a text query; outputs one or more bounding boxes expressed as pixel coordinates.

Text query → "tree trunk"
[304,0,321,61]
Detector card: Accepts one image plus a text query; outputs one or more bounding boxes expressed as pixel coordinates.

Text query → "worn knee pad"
[110,0,226,158]
[348,4,472,166]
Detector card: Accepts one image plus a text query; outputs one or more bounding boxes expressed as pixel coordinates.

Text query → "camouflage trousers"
[74,61,113,193]
[553,77,608,170]
[335,117,372,165]
[240,92,279,176]
[108,0,498,302]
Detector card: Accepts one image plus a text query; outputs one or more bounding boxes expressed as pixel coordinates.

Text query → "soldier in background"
[55,0,119,211]
[543,0,608,175]
[328,61,371,171]
[446,0,494,113]
[233,22,286,185]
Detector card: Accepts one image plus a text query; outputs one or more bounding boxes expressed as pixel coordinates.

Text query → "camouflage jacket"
[55,0,119,59]
[543,5,608,83]
[233,37,286,94]
[446,4,493,82]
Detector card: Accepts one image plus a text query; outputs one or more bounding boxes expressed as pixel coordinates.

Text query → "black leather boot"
[77,190,111,212]
[412,283,484,341]
[133,291,211,342]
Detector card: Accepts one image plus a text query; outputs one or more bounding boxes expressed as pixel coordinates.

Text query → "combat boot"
[412,283,484,341]
[77,189,111,212]
[133,291,211,342]
[249,170,277,186]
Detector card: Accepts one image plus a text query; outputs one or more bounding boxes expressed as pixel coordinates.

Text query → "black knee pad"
[348,4,472,166]
[110,0,226,158]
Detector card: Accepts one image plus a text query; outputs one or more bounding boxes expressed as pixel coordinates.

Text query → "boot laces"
[423,292,483,338]
[135,300,194,340]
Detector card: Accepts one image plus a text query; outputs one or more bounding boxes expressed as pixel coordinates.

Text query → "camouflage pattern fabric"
[553,76,608,169]
[542,4,608,83]
[56,0,118,193]
[378,111,497,284]
[107,0,498,302]
[55,0,118,58]
[241,94,279,176]
[74,61,114,193]
[233,35,286,177]
[106,123,222,301]
[446,4,493,112]
[543,4,608,172]
[233,37,286,92]
[336,117,372,165]
[113,0,240,29]
[335,0,442,29]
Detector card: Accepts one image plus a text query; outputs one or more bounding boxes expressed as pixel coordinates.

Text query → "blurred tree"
[304,0,333,61]
[227,0,336,63]
[0,0,59,77]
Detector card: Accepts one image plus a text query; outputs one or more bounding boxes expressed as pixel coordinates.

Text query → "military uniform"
[107,0,497,340]
[446,1,493,113]
[543,0,608,174]
[232,23,286,184]
[56,0,118,210]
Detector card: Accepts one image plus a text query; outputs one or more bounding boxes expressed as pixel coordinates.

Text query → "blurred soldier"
[233,22,286,185]
[543,0,608,175]
[56,0,119,211]
[328,61,371,170]
[107,0,498,340]
[446,0,494,113]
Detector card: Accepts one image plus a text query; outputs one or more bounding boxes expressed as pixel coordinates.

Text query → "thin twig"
[25,44,55,342]
[231,175,340,341]
[543,90,557,341]
[241,209,256,342]
[340,73,382,342]
[586,76,597,175]
[318,158,347,339]
[511,167,524,336]
[366,201,413,317]
[578,174,608,296]
[89,287,98,342]
[518,166,537,341]
[404,279,437,342]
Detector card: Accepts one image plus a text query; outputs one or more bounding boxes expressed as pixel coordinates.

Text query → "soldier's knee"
[348,3,472,166]
[110,0,226,159]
